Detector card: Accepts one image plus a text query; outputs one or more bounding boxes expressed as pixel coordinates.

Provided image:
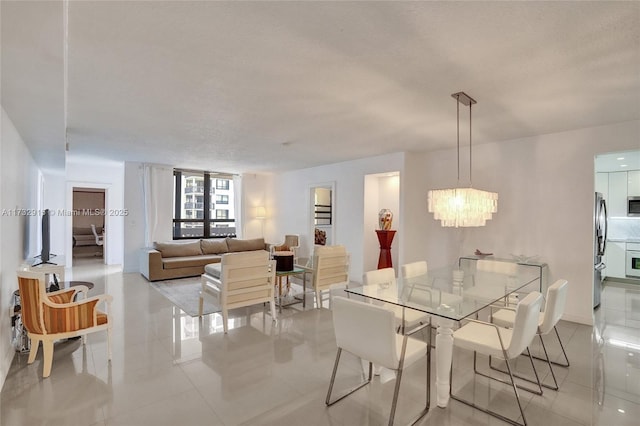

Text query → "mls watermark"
[1,208,129,217]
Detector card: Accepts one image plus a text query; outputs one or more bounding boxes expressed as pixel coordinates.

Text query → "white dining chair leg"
[326,348,373,405]
[530,326,570,367]
[485,348,544,395]
[451,349,529,426]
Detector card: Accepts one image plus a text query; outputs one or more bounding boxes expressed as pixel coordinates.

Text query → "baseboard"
[562,312,593,326]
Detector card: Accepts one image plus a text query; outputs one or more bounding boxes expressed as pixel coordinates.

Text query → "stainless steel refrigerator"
[594,192,607,309]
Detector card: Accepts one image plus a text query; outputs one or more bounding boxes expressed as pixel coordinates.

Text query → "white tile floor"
[1,261,639,425]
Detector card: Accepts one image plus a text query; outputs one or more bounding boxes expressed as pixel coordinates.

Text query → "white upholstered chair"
[326,296,430,425]
[312,245,349,308]
[364,267,430,332]
[491,279,570,390]
[198,251,276,333]
[451,291,543,426]
[91,224,104,246]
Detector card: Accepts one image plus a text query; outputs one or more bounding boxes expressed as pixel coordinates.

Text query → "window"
[215,179,230,190]
[173,170,236,239]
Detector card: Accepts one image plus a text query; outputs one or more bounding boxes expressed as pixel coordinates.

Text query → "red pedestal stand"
[375,230,396,269]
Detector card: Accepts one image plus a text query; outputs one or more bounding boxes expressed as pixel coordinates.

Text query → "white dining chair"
[450,291,543,426]
[91,224,104,246]
[326,296,431,426]
[364,268,429,333]
[490,279,570,390]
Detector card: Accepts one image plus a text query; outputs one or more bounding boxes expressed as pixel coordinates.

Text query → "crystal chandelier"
[428,92,498,227]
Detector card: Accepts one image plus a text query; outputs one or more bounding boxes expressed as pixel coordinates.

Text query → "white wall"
[402,120,640,325]
[272,152,405,283]
[123,162,146,272]
[64,158,125,268]
[242,173,273,241]
[0,108,40,389]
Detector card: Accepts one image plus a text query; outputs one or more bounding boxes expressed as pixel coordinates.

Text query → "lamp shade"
[428,187,498,227]
[255,206,266,219]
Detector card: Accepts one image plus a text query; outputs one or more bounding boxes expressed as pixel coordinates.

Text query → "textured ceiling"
[2,1,639,174]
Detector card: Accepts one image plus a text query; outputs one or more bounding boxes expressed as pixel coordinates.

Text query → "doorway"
[69,186,107,265]
[309,182,335,253]
[595,150,640,287]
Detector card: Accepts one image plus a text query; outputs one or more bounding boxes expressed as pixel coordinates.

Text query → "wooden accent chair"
[312,245,349,308]
[198,251,277,333]
[17,270,112,378]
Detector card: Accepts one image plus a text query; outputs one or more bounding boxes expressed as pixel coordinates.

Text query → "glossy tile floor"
[1,261,639,425]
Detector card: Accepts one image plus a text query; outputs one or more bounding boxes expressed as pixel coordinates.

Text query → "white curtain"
[141,164,173,246]
[233,175,243,239]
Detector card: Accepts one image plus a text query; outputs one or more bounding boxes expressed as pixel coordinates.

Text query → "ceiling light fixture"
[427,92,498,227]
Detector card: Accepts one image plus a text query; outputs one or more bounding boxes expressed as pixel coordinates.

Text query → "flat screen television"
[41,209,50,261]
[35,209,53,265]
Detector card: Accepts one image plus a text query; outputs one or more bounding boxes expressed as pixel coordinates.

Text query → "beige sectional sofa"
[140,237,269,281]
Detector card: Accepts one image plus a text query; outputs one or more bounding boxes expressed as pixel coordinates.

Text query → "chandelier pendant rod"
[469,100,472,186]
[457,96,460,185]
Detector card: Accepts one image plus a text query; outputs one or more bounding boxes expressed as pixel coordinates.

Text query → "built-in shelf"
[314,204,332,225]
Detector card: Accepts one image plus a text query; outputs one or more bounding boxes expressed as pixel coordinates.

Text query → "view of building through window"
[173,170,236,239]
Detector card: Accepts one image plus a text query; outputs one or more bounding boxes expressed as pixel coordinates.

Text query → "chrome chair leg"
[530,326,570,367]
[327,328,431,425]
[486,348,544,395]
[451,350,529,426]
[390,333,430,426]
[326,348,373,406]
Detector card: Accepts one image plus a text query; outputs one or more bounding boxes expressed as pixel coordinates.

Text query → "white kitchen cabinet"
[608,172,628,218]
[596,172,608,200]
[628,170,640,196]
[606,241,626,279]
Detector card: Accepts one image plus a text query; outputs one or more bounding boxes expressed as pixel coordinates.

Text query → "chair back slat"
[17,273,46,335]
[313,245,349,291]
[507,291,543,358]
[332,296,399,369]
[539,279,568,334]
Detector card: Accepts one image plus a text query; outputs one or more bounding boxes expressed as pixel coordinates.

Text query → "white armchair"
[91,224,104,246]
[198,251,276,333]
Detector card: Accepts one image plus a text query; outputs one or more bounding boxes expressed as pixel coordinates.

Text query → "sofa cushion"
[73,227,94,235]
[201,239,229,255]
[162,254,221,269]
[226,237,265,252]
[204,263,222,279]
[154,241,203,258]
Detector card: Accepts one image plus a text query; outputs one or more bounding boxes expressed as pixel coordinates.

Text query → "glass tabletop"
[275,267,306,276]
[344,263,541,321]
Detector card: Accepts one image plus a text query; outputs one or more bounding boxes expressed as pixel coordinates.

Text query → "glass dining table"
[344,260,541,408]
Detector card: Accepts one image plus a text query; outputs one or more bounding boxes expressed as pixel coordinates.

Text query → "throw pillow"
[225,237,265,252]
[201,239,229,254]
[153,241,202,258]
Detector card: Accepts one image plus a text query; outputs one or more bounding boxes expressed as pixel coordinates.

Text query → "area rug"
[150,277,220,317]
